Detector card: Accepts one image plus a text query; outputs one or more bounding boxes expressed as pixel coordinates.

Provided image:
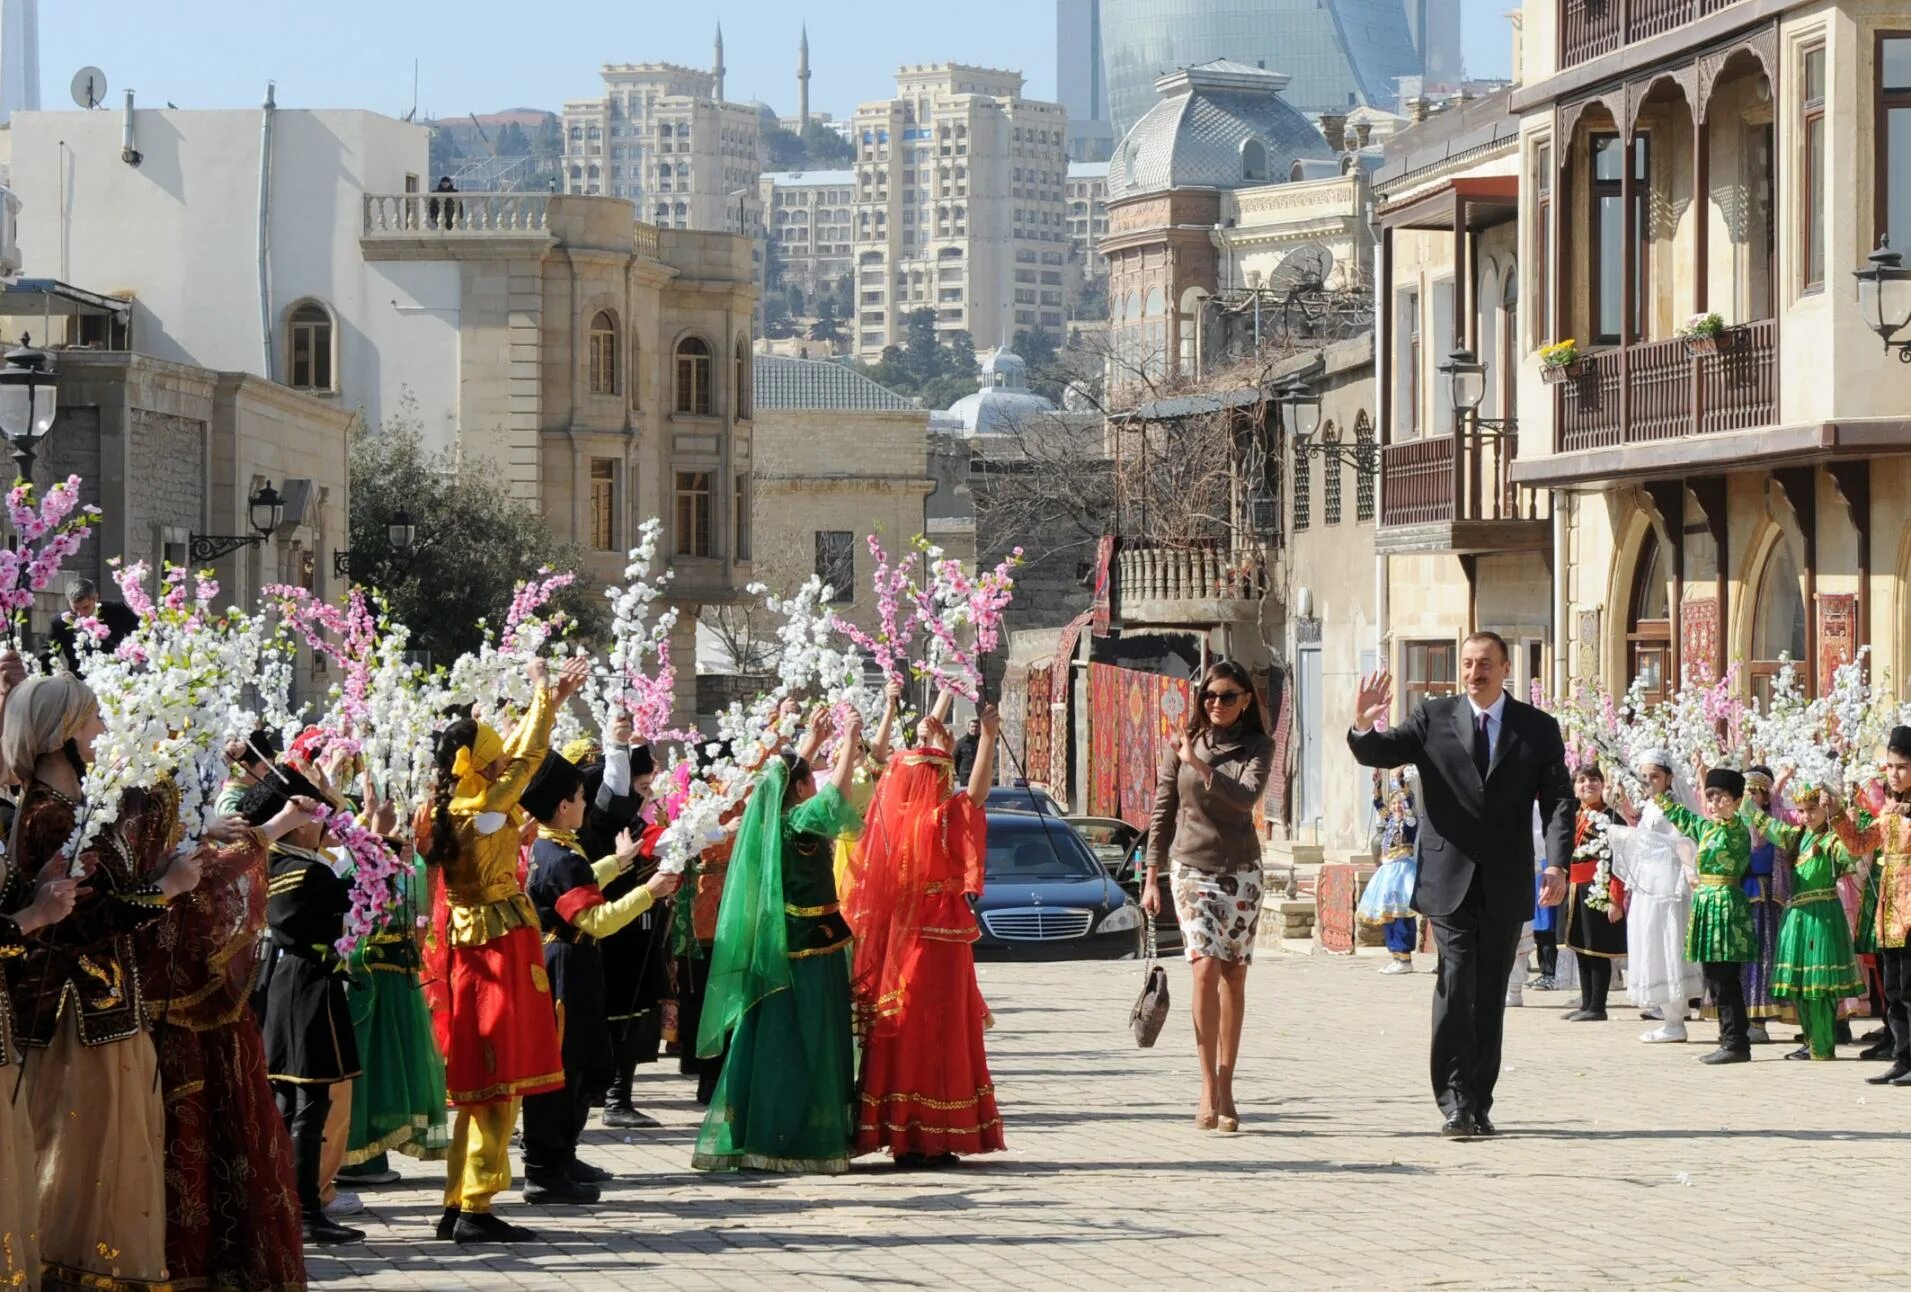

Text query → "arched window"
[676,337,713,414]
[1354,412,1375,522]
[285,300,336,393]
[588,310,619,395]
[1241,137,1269,182]
[1751,536,1808,705]
[1500,264,1519,416]
[1626,529,1672,706]
[1322,422,1343,525]
[734,339,752,420]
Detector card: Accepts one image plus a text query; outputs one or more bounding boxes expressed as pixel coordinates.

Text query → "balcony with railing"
[1559,0,1751,71]
[362,192,553,236]
[1377,424,1547,555]
[1113,540,1269,627]
[1554,320,1778,454]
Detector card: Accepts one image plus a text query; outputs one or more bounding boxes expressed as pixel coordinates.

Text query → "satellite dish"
[71,67,108,110]
[1269,242,1334,293]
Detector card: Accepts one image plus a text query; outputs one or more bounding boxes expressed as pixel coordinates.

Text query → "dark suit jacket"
[1347,694,1574,926]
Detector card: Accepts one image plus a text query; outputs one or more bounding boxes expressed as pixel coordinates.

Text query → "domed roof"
[1107,59,1334,202]
[944,346,1057,437]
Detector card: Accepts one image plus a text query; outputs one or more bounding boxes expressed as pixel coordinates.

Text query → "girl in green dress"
[1750,777,1865,1061]
[693,708,865,1174]
[1657,768,1755,1064]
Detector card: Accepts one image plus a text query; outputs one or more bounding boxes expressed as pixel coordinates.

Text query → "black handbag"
[1130,915,1170,1048]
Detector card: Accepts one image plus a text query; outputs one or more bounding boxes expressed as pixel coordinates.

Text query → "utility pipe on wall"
[257,81,277,378]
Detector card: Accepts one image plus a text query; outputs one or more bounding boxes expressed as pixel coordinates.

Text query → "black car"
[972,811,1142,959]
[982,784,1065,817]
[1063,819,1183,954]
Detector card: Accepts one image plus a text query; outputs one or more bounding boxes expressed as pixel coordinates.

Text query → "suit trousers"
[1880,947,1911,1063]
[1427,868,1524,1118]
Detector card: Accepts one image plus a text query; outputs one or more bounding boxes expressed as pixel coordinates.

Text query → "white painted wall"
[5,105,460,447]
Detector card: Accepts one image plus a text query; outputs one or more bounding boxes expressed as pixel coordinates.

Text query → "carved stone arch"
[1697,28,1779,124]
[1558,91,1624,149]
[1626,68,1698,136]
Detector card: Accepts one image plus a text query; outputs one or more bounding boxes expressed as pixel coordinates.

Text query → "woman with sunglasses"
[1142,659,1275,1132]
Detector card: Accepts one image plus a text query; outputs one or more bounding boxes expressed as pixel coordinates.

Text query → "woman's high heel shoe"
[1216,1114,1240,1133]
[1195,1109,1219,1131]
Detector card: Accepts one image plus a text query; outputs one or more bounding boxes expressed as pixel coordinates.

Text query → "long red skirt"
[434,926,565,1106]
[159,1019,308,1290]
[855,938,1005,1157]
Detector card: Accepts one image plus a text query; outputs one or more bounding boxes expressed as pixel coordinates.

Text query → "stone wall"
[126,408,207,562]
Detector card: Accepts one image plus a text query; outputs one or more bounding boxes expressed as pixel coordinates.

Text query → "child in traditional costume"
[1656,767,1755,1064]
[846,704,1005,1167]
[520,752,680,1201]
[1561,763,1625,1021]
[1739,766,1783,1044]
[1830,725,1911,1086]
[1609,749,1701,1043]
[249,770,364,1247]
[1752,773,1863,1060]
[1357,771,1418,974]
[693,710,863,1174]
[422,657,584,1243]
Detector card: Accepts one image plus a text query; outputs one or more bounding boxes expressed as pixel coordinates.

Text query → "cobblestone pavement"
[311,951,1910,1291]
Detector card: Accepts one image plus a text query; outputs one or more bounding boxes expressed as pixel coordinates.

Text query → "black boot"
[453,1211,539,1244]
[434,1206,460,1241]
[303,1211,365,1245]
[524,1175,601,1205]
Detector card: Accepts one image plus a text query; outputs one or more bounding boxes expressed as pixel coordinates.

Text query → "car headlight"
[1099,902,1141,934]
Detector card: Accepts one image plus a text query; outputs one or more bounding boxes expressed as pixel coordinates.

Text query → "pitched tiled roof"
[753,355,920,411]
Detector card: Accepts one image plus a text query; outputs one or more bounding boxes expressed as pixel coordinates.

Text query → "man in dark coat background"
[1348,630,1574,1139]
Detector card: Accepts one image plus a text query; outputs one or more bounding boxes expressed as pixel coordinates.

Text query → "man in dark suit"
[46,577,142,673]
[1348,631,1573,1139]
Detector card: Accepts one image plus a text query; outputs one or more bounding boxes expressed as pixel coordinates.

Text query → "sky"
[41,0,1514,123]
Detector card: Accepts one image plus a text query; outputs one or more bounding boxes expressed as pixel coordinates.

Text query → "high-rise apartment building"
[1057,0,1115,162]
[562,61,761,233]
[761,169,858,311]
[1100,0,1421,136]
[1065,161,1109,278]
[850,65,1070,358]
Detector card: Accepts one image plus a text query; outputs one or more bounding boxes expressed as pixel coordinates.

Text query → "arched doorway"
[1627,529,1672,705]
[1750,536,1808,706]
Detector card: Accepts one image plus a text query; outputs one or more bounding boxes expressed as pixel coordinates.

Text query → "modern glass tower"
[1101,0,1423,139]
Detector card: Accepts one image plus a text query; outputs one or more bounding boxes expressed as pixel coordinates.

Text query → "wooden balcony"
[1555,319,1778,454]
[1559,0,1749,70]
[1377,429,1550,556]
[1113,541,1267,627]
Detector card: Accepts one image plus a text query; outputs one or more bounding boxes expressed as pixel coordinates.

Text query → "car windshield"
[984,818,1104,882]
[985,787,1059,815]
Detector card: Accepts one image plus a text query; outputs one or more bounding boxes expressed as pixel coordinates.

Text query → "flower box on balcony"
[1540,358,1590,385]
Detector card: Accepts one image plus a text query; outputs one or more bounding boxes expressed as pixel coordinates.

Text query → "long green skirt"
[1771,896,1865,1000]
[692,947,854,1174]
[345,968,452,1163]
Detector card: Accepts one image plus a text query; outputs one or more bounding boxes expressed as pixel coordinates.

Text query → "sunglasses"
[1201,689,1248,705]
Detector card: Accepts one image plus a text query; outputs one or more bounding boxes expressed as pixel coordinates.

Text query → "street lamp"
[334,510,419,578]
[1440,347,1514,436]
[192,481,284,563]
[1853,239,1911,360]
[1279,376,1375,474]
[0,342,59,484]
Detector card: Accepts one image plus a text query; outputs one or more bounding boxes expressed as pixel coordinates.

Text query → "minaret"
[797,23,811,132]
[713,23,726,101]
[0,0,41,126]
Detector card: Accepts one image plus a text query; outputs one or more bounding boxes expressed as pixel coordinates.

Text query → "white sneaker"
[1641,1022,1688,1044]
[1505,989,1524,1007]
[324,1191,365,1218]
[1379,959,1414,975]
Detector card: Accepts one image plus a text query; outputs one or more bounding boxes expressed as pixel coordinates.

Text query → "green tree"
[533,115,564,161]
[901,308,941,383]
[763,125,807,170]
[347,412,600,663]
[428,127,463,180]
[807,301,845,345]
[801,123,855,166]
[493,121,532,157]
[786,284,806,318]
[917,373,976,409]
[946,330,979,379]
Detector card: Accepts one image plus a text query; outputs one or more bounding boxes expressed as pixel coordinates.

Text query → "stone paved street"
[311,951,1911,1291]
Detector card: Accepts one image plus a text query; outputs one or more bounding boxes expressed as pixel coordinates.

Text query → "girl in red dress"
[845,703,1005,1167]
[421,656,586,1244]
